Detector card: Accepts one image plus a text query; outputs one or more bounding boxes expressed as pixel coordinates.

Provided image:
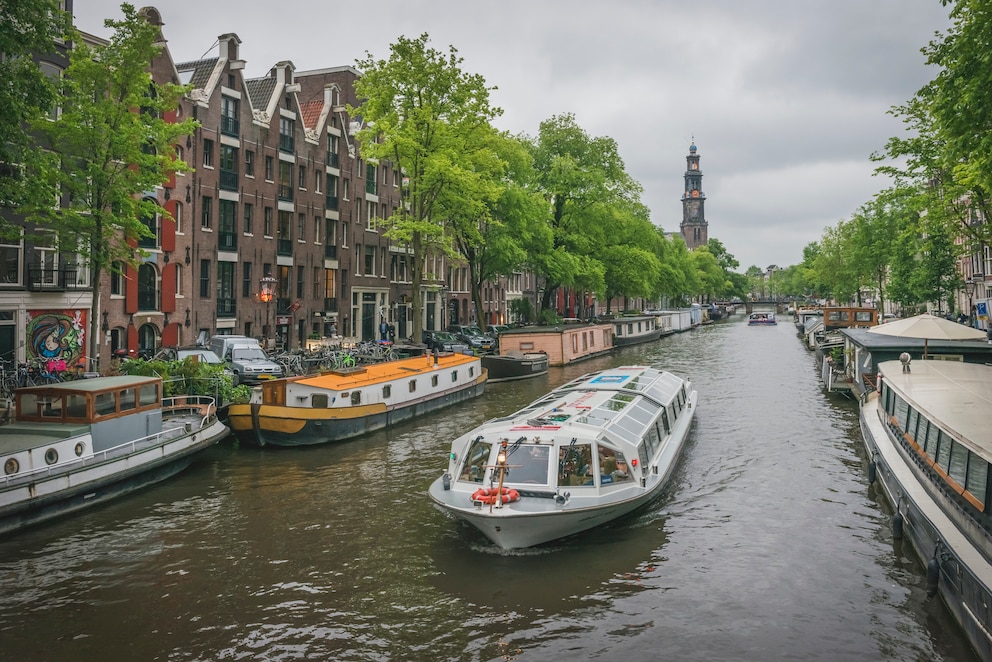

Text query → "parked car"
[422,330,469,353]
[154,346,224,365]
[208,335,284,386]
[448,325,496,352]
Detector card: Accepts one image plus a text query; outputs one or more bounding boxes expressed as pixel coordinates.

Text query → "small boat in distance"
[227,351,487,447]
[481,351,549,383]
[0,375,228,535]
[428,365,697,549]
[861,359,992,660]
[748,312,777,326]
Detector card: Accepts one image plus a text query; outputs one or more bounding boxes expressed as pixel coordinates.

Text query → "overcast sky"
[77,1,951,271]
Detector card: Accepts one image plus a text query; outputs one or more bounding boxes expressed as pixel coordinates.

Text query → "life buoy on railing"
[470,487,520,505]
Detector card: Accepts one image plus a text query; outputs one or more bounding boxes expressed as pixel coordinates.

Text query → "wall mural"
[27,310,86,370]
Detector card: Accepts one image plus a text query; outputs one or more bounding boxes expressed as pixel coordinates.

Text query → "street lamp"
[260,273,277,347]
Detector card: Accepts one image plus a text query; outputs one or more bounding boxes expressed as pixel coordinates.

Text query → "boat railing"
[162,395,217,426]
[0,420,205,489]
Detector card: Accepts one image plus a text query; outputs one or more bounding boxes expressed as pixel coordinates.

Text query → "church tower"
[680,140,708,250]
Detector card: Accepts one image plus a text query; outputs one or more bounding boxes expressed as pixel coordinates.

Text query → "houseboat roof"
[16,375,159,394]
[292,351,479,391]
[879,360,992,458]
[842,328,992,354]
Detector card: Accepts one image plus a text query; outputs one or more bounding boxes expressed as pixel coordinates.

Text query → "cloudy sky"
[77,1,951,271]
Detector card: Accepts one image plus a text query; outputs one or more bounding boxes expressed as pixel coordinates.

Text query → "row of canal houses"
[6,5,678,373]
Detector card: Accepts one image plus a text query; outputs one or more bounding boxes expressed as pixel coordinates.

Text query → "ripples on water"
[0,316,978,661]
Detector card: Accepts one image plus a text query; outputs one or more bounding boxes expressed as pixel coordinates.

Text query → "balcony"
[326,152,339,169]
[366,179,377,195]
[278,184,293,202]
[279,134,294,153]
[277,238,293,256]
[221,115,239,137]
[217,297,237,318]
[324,244,337,259]
[218,231,237,252]
[27,265,84,292]
[219,168,239,191]
[325,194,338,210]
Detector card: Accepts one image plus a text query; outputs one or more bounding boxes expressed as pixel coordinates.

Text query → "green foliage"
[509,297,533,323]
[538,309,562,326]
[114,356,245,402]
[0,0,70,237]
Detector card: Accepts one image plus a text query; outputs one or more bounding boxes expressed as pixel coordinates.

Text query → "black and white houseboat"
[860,358,992,660]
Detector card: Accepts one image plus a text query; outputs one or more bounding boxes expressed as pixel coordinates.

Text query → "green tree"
[25,4,196,362]
[525,113,643,310]
[352,33,502,337]
[0,0,70,236]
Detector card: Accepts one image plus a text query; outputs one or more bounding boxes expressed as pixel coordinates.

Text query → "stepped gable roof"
[176,58,218,89]
[246,76,277,106]
[300,99,323,129]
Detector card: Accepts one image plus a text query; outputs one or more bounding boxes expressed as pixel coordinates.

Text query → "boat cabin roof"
[879,360,992,457]
[14,375,162,424]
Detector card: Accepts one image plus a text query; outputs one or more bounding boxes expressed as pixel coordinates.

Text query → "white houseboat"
[428,365,697,549]
[860,359,992,660]
[611,315,664,347]
[0,375,228,534]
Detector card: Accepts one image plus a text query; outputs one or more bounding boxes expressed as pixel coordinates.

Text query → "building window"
[364,245,375,276]
[279,117,295,153]
[298,213,306,242]
[244,203,253,235]
[220,95,239,136]
[201,196,213,229]
[245,150,254,177]
[199,259,210,298]
[278,161,293,201]
[298,164,306,190]
[137,263,158,311]
[314,216,321,244]
[173,202,183,234]
[110,261,123,295]
[203,138,214,168]
[265,156,274,181]
[297,265,304,298]
[138,204,159,249]
[219,144,238,190]
[242,261,252,298]
[264,207,273,237]
[218,200,237,251]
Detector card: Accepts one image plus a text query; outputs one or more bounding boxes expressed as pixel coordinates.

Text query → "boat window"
[893,395,909,429]
[645,424,661,456]
[39,396,63,419]
[139,383,158,406]
[120,388,137,412]
[660,409,671,435]
[350,391,361,405]
[966,457,988,509]
[506,444,551,484]
[935,435,952,470]
[558,443,594,487]
[599,447,633,486]
[948,442,968,486]
[917,419,930,452]
[95,391,116,417]
[458,438,492,483]
[604,393,634,412]
[409,380,416,393]
[65,393,88,419]
[907,408,919,442]
[924,420,941,455]
[382,385,391,399]
[670,403,678,422]
[312,394,329,408]
[450,371,458,383]
[469,367,474,378]
[431,375,438,387]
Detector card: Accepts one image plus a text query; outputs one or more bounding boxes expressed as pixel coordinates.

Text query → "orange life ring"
[470,487,520,505]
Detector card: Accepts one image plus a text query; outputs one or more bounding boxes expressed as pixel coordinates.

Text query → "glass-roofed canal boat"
[428,365,697,549]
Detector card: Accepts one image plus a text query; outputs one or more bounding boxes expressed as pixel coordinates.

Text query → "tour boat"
[0,375,228,535]
[227,351,487,447]
[610,315,665,347]
[860,358,992,660]
[481,351,549,383]
[748,312,777,325]
[428,365,697,549]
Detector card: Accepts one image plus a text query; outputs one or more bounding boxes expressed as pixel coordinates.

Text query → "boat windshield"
[505,444,552,485]
[458,437,492,483]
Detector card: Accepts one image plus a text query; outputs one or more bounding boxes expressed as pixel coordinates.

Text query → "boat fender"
[926,557,940,598]
[442,473,451,490]
[867,460,877,484]
[891,512,904,539]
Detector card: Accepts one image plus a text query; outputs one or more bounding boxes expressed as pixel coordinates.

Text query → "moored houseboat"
[860,359,992,660]
[428,365,697,549]
[494,323,613,367]
[227,351,487,447]
[481,351,549,383]
[0,375,228,535]
[610,315,664,347]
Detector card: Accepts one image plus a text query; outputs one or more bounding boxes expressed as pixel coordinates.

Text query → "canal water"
[0,315,979,661]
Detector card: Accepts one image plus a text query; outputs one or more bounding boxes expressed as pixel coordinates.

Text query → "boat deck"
[293,351,479,391]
